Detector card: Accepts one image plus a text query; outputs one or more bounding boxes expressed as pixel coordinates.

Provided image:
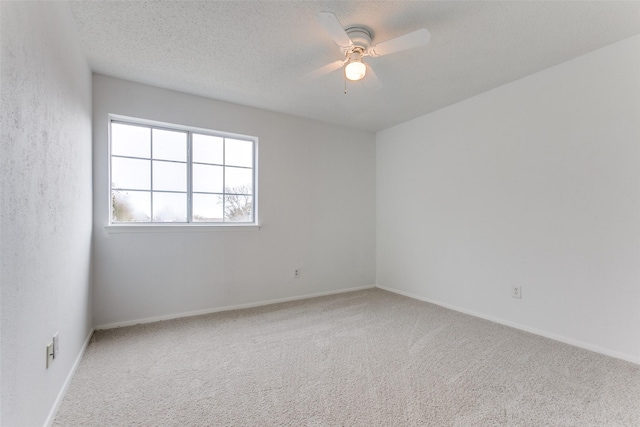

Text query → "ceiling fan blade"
[316,12,354,51]
[363,65,383,90]
[301,60,345,82]
[368,28,431,57]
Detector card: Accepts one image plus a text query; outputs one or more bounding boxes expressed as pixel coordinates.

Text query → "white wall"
[377,35,640,363]
[0,2,93,426]
[92,75,376,327]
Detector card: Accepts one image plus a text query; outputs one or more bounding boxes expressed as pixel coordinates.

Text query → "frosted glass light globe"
[345,61,366,81]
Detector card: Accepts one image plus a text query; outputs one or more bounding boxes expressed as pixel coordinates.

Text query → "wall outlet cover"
[46,342,54,368]
[512,286,522,299]
[53,332,59,358]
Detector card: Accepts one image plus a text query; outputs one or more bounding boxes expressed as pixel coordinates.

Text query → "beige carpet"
[54,289,640,426]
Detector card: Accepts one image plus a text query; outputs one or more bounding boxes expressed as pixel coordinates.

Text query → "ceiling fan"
[306,12,431,86]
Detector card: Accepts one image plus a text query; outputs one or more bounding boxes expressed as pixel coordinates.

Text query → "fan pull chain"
[344,77,347,95]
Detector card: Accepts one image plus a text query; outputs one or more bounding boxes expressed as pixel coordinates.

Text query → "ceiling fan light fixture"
[345,58,366,81]
[312,12,431,88]
[344,47,367,81]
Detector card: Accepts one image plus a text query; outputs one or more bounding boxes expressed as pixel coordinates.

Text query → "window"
[110,116,257,225]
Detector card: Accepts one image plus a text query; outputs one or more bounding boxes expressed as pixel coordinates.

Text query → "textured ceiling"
[68,1,640,132]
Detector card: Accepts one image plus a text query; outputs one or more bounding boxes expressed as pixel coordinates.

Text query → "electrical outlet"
[53,332,59,359]
[294,268,300,278]
[512,286,522,299]
[46,342,54,368]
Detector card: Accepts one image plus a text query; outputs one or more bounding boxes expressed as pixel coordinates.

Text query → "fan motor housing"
[345,27,372,50]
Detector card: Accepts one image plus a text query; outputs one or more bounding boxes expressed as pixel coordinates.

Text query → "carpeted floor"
[54,288,640,426]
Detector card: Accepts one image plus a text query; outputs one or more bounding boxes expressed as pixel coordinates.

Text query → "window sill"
[104,223,261,234]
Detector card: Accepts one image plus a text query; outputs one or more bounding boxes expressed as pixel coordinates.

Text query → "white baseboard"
[95,285,377,330]
[376,285,640,366]
[44,328,94,427]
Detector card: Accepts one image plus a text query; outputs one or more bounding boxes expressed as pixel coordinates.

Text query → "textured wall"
[377,35,640,363]
[0,2,93,426]
[92,75,376,327]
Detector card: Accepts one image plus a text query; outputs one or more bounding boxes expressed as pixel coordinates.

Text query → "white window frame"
[107,114,259,232]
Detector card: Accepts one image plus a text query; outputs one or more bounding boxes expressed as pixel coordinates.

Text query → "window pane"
[110,119,257,225]
[152,160,186,192]
[193,193,223,222]
[112,190,150,222]
[111,123,150,158]
[112,157,150,190]
[225,166,252,194]
[224,195,253,222]
[193,134,223,165]
[225,139,253,167]
[152,192,187,222]
[152,129,186,161]
[193,164,223,193]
